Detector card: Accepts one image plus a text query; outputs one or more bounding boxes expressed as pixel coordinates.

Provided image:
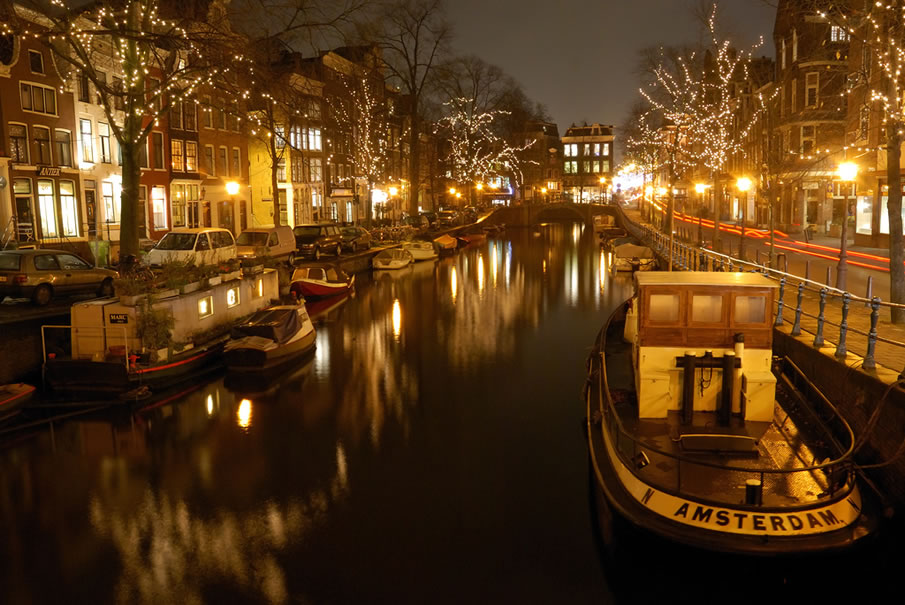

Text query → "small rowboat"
[402,240,438,261]
[290,263,355,299]
[373,248,414,270]
[0,383,35,420]
[224,304,316,373]
[433,234,458,255]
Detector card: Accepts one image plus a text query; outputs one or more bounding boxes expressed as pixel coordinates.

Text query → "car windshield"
[156,233,197,250]
[294,226,320,237]
[0,254,21,271]
[341,227,359,235]
[236,232,268,246]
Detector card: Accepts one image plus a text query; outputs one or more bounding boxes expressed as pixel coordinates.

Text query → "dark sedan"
[293,224,344,260]
[0,249,118,305]
[340,226,372,253]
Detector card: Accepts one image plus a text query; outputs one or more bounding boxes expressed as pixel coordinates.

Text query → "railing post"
[835,292,851,358]
[814,287,828,347]
[805,260,810,281]
[791,282,804,336]
[774,277,786,326]
[863,297,881,370]
[825,266,832,286]
[865,276,873,307]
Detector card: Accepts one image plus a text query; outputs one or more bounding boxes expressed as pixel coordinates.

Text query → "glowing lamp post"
[598,176,607,204]
[836,162,858,292]
[736,177,752,259]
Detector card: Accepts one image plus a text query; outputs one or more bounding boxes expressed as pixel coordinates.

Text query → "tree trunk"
[270,128,282,227]
[888,126,905,323]
[712,173,722,252]
[408,116,420,216]
[118,137,141,259]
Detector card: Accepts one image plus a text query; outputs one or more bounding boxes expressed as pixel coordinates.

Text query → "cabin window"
[255,278,263,298]
[226,286,240,308]
[649,294,680,322]
[692,294,723,323]
[735,296,766,324]
[198,295,213,319]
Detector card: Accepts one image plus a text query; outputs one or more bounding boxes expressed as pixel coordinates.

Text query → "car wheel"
[287,252,296,266]
[98,278,115,298]
[314,247,322,261]
[33,283,52,306]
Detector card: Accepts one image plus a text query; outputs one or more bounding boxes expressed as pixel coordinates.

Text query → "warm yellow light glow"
[599,176,606,184]
[837,161,858,182]
[449,187,456,195]
[476,183,483,190]
[206,394,214,416]
[657,187,667,196]
[225,181,240,196]
[237,399,252,429]
[198,296,212,318]
[477,254,484,292]
[388,186,398,196]
[645,186,653,196]
[695,183,709,194]
[736,177,752,192]
[392,299,401,340]
[541,187,547,193]
[450,266,457,302]
[226,287,239,307]
[456,192,462,199]
[256,279,263,297]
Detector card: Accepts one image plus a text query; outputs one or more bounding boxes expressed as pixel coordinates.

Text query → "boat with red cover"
[0,383,35,420]
[289,264,354,299]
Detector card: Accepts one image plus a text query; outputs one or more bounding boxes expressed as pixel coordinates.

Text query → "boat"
[481,222,505,234]
[611,242,657,272]
[289,263,354,299]
[598,226,627,246]
[456,228,486,246]
[373,248,414,270]
[593,214,615,232]
[433,234,458,255]
[0,383,35,420]
[42,270,281,398]
[402,240,439,261]
[224,303,316,373]
[586,271,877,555]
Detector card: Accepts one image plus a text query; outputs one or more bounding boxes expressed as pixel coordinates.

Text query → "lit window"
[692,295,723,323]
[227,286,240,308]
[831,25,849,43]
[151,186,167,230]
[198,295,213,318]
[734,296,766,324]
[255,278,263,298]
[649,294,679,322]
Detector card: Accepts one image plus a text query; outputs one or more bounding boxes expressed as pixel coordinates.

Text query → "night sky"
[446,0,777,145]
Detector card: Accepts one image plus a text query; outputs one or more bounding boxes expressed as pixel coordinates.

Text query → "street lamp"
[694,183,709,247]
[736,177,752,259]
[598,176,607,204]
[836,161,858,292]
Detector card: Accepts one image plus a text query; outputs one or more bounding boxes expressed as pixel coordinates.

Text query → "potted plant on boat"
[115,273,154,306]
[136,299,175,363]
[220,258,241,281]
[200,263,222,287]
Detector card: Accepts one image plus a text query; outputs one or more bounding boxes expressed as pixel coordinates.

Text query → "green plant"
[114,275,153,296]
[219,258,241,273]
[136,299,175,351]
[199,263,221,278]
[159,260,197,290]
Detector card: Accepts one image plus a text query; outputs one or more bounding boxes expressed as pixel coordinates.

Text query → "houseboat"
[42,271,280,399]
[586,272,877,555]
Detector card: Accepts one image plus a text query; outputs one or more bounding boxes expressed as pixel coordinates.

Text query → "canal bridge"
[488,202,614,227]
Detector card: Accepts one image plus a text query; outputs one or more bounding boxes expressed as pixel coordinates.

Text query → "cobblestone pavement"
[621,206,905,378]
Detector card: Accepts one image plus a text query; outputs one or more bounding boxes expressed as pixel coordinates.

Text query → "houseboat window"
[198,295,213,319]
[649,294,679,322]
[255,278,263,298]
[692,294,723,323]
[735,296,767,324]
[226,286,240,308]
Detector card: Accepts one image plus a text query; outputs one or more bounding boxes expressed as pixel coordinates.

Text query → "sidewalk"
[622,207,905,377]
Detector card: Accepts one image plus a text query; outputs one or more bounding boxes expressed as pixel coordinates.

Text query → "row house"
[771,0,849,235]
[519,121,562,203]
[561,123,614,203]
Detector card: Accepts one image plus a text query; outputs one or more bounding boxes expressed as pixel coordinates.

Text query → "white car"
[145,228,237,266]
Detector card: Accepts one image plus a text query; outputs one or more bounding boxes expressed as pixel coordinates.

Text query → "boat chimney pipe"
[745,479,763,505]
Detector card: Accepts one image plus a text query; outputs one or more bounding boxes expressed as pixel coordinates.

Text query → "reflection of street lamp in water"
[836,162,858,292]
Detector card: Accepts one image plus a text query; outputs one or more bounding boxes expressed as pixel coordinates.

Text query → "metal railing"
[627,219,905,378]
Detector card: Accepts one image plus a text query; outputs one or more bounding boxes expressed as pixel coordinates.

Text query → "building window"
[291,155,303,182]
[592,161,601,173]
[78,73,90,102]
[55,130,72,167]
[831,25,849,43]
[99,123,111,163]
[79,119,93,163]
[219,146,228,176]
[59,180,78,236]
[149,132,162,169]
[254,278,263,299]
[806,72,818,108]
[171,99,183,129]
[102,180,118,223]
[275,124,286,149]
[185,141,197,172]
[138,137,148,169]
[781,38,786,70]
[277,159,286,182]
[112,76,124,110]
[801,125,816,154]
[204,145,215,175]
[33,126,51,165]
[37,180,57,237]
[602,160,610,172]
[230,101,240,132]
[171,139,184,172]
[308,128,322,151]
[602,143,610,156]
[95,71,106,105]
[198,295,213,319]
[152,186,167,230]
[792,29,798,62]
[564,161,577,174]
[20,83,56,115]
[309,158,322,182]
[185,100,197,131]
[28,50,44,74]
[9,123,28,163]
[232,148,241,176]
[217,98,227,129]
[564,143,576,157]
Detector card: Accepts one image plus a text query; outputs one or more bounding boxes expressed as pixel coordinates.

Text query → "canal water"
[0,223,898,604]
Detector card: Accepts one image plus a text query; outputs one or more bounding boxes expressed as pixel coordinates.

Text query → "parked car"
[462,206,478,223]
[293,224,344,259]
[437,210,461,228]
[421,211,438,227]
[236,226,297,265]
[0,249,119,306]
[145,227,238,267]
[402,214,430,233]
[339,225,373,252]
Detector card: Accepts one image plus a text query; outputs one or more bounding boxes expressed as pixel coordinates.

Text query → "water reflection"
[237,398,252,430]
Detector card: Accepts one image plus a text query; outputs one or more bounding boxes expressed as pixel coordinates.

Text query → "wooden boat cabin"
[624,272,777,426]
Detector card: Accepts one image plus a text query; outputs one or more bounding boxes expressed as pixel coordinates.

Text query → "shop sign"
[109,313,129,324]
[37,167,60,177]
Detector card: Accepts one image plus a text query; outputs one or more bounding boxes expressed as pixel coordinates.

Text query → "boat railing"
[597,317,857,509]
[628,219,905,378]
